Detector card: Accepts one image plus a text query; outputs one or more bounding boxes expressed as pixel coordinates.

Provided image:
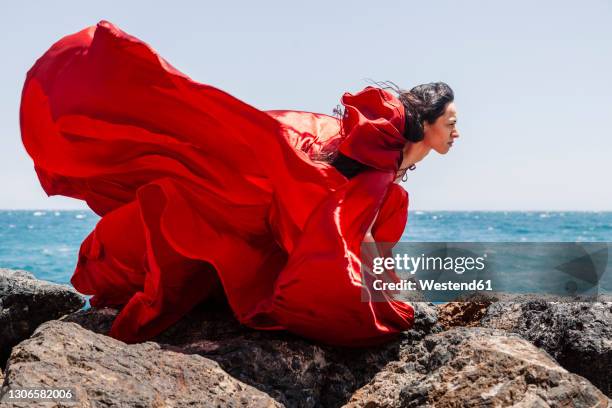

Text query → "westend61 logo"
[361,242,610,303]
[372,253,487,275]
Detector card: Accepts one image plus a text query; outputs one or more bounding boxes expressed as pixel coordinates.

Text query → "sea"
[1,210,611,306]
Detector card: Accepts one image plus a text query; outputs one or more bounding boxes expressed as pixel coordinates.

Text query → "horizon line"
[1,208,612,213]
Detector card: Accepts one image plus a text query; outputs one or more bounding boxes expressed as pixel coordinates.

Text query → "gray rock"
[344,327,611,407]
[482,300,612,397]
[62,300,440,407]
[0,268,85,368]
[403,302,443,339]
[0,320,282,407]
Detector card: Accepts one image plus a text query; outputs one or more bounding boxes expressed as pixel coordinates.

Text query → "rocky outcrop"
[482,300,612,398]
[60,300,441,407]
[0,268,85,367]
[0,320,282,407]
[435,292,612,398]
[345,327,610,407]
[2,271,610,407]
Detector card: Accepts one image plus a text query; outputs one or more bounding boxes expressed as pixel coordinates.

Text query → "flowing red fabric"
[20,21,414,347]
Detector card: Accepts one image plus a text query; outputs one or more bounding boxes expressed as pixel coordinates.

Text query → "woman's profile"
[20,20,459,347]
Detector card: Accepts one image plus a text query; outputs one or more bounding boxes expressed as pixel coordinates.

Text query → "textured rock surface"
[5,270,610,407]
[437,300,492,329]
[404,302,442,339]
[482,300,612,398]
[344,327,610,408]
[436,292,612,329]
[0,268,85,367]
[0,320,282,407]
[62,300,441,407]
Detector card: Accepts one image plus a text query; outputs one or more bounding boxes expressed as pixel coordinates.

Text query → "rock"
[0,268,85,368]
[403,302,442,339]
[7,291,610,407]
[435,292,609,329]
[0,320,281,407]
[344,327,610,407]
[62,300,440,407]
[482,300,612,397]
[437,300,492,329]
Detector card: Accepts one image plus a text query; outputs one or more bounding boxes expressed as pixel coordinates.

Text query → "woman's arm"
[361,208,409,298]
[363,210,379,243]
[360,210,384,278]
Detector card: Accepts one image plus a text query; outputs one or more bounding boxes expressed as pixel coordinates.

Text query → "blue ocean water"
[401,211,612,242]
[1,209,611,296]
[0,210,98,284]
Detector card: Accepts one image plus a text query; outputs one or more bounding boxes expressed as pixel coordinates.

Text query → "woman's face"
[423,102,459,154]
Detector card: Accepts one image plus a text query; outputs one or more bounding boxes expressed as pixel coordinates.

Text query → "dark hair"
[329,152,368,179]
[327,81,455,179]
[400,82,455,142]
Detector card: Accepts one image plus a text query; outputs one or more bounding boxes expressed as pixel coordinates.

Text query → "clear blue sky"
[2,1,611,210]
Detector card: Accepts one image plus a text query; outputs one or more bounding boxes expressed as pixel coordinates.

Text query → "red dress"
[20,21,414,347]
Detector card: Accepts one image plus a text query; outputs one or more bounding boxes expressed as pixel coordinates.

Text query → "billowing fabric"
[20,20,414,346]
[338,87,407,171]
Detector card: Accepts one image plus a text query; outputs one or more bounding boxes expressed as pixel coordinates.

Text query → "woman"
[20,21,459,347]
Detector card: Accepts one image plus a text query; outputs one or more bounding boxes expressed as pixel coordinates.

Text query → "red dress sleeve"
[372,183,409,243]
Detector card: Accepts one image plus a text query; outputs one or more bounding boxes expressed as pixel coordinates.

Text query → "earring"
[401,172,408,182]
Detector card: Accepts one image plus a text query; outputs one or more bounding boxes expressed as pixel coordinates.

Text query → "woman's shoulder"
[338,86,406,173]
[340,86,404,115]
